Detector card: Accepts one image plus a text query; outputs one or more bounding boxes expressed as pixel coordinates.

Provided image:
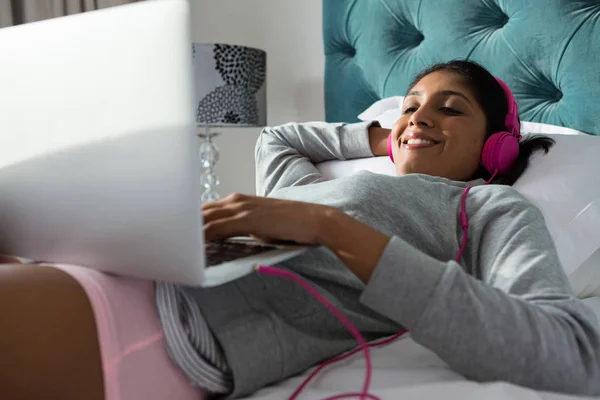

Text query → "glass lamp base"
[198,131,221,203]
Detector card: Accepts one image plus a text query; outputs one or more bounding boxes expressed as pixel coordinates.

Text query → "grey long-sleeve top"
[186,121,600,398]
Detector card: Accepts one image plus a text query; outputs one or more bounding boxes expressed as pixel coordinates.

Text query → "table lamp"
[192,43,267,203]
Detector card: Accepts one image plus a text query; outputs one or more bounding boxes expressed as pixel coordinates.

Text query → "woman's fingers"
[249,235,276,244]
[202,206,238,224]
[204,213,253,240]
[202,195,254,223]
[202,194,258,240]
[201,193,252,211]
[201,199,227,211]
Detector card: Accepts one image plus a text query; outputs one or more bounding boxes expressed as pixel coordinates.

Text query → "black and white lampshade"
[192,43,267,127]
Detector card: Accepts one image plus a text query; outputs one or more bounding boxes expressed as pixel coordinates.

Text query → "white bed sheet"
[247,299,600,400]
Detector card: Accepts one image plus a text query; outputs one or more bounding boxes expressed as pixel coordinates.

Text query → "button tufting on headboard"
[479,0,510,29]
[344,46,356,58]
[327,41,356,58]
[412,31,425,47]
[553,90,563,102]
[497,12,509,28]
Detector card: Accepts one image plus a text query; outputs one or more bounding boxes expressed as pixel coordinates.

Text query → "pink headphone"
[387,77,522,175]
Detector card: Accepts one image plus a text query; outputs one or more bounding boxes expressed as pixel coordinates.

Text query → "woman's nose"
[408,109,434,128]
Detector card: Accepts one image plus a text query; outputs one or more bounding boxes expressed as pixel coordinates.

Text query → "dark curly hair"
[407,60,555,185]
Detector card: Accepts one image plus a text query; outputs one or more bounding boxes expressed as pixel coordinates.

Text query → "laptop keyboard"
[205,240,278,267]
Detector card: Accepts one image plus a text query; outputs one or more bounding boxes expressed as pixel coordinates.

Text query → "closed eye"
[403,106,462,115]
[440,107,462,115]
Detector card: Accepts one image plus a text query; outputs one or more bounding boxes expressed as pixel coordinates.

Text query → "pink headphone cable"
[455,171,498,262]
[256,265,407,400]
[289,331,407,400]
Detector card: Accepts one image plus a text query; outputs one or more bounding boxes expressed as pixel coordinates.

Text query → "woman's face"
[390,70,488,181]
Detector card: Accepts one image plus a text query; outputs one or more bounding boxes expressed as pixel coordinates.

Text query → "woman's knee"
[0,264,104,400]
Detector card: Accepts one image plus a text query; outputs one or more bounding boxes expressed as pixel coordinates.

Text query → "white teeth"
[405,138,436,145]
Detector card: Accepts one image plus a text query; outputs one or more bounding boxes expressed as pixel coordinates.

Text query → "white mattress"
[247,299,600,400]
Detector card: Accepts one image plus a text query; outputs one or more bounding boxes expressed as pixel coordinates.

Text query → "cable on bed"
[256,265,407,400]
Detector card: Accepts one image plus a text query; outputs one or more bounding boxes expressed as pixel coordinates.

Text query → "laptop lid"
[0,0,206,284]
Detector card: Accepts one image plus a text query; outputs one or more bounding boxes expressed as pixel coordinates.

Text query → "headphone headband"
[494,77,522,140]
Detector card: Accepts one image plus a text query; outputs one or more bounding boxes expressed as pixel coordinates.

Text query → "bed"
[245,0,600,399]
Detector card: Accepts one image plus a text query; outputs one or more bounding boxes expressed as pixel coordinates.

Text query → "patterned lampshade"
[192,43,267,127]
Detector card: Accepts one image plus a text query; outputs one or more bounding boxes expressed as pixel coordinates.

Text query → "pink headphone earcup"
[387,134,394,162]
[481,132,520,174]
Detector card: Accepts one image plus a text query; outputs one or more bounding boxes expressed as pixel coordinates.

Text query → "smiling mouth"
[401,138,440,149]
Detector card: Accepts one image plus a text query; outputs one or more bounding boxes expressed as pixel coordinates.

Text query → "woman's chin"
[395,164,435,177]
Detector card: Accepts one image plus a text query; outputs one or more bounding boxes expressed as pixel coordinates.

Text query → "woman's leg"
[0,255,22,263]
[0,264,104,400]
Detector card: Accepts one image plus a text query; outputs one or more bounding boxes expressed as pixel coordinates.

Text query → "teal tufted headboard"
[323,0,600,135]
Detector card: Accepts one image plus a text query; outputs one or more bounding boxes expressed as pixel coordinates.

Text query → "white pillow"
[317,134,600,298]
[513,135,600,298]
[358,96,588,135]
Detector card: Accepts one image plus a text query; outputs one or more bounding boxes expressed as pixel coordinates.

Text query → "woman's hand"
[368,124,392,156]
[202,193,332,244]
[203,193,391,283]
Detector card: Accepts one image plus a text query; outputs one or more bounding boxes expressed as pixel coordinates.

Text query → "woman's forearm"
[316,207,390,283]
[256,122,376,196]
[368,125,391,157]
[308,124,390,280]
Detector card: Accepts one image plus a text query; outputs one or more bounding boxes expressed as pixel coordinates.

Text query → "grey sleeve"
[254,121,374,196]
[360,201,600,396]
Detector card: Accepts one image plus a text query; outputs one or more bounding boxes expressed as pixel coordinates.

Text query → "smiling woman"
[388,70,488,180]
[154,60,600,398]
[384,61,555,184]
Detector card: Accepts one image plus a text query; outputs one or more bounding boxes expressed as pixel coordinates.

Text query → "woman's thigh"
[0,264,104,400]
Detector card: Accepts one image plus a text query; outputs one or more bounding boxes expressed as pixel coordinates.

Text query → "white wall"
[189,0,324,196]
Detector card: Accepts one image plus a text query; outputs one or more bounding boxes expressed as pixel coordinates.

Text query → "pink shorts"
[45,264,207,400]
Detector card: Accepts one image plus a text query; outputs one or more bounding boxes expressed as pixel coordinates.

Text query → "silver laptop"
[0,0,309,287]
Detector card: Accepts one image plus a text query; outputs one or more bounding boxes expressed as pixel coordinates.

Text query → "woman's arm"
[368,125,391,157]
[352,200,600,396]
[255,121,384,196]
[202,193,391,262]
[316,208,390,282]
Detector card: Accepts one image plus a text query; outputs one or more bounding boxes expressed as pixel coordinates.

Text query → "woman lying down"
[1,60,599,400]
